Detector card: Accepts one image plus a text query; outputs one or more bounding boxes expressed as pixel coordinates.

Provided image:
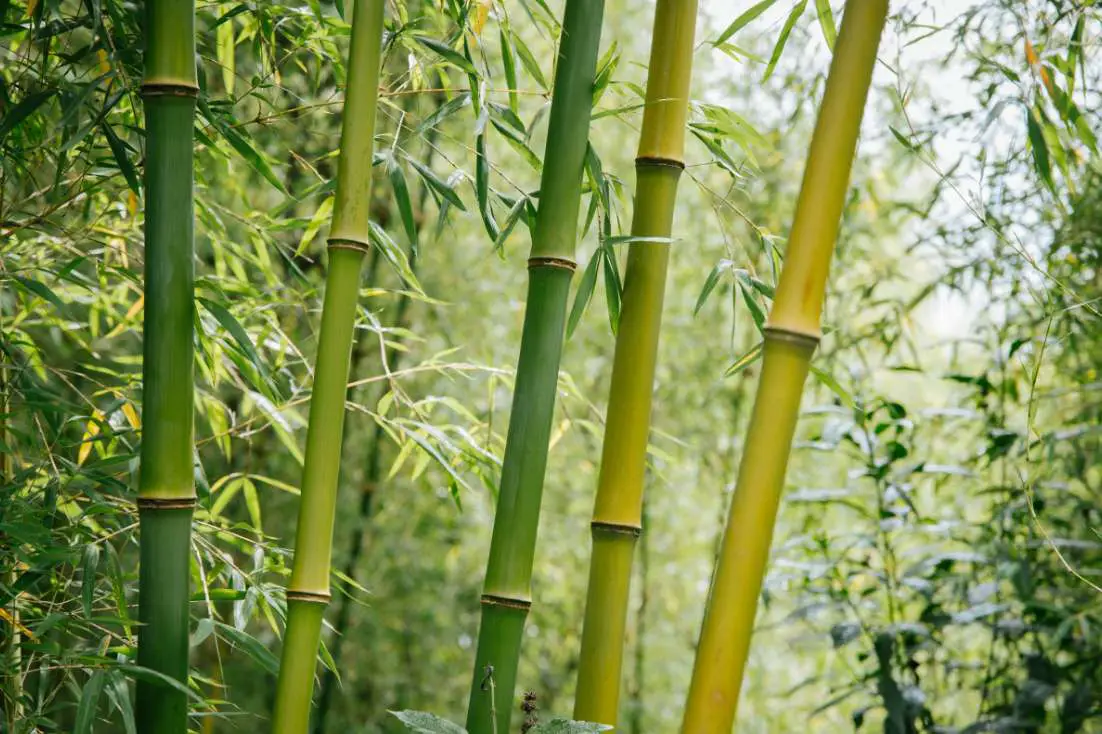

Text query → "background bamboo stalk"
[573,0,697,725]
[135,0,198,731]
[680,3,888,732]
[271,1,386,731]
[464,1,606,731]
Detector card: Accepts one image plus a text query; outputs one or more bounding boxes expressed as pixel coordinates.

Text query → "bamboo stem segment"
[573,0,697,725]
[272,2,386,732]
[680,3,887,732]
[135,0,198,731]
[465,1,606,731]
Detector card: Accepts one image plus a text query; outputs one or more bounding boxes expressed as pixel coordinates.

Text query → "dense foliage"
[1,0,1099,732]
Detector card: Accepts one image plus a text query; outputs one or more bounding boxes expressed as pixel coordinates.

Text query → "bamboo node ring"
[591,520,642,537]
[136,497,196,511]
[480,594,531,611]
[286,590,332,605]
[327,237,372,255]
[527,256,577,273]
[635,156,686,170]
[763,325,821,350]
[141,82,200,98]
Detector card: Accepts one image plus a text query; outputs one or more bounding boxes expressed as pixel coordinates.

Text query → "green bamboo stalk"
[465,2,606,731]
[135,0,198,731]
[572,0,697,725]
[681,3,888,732]
[271,2,386,732]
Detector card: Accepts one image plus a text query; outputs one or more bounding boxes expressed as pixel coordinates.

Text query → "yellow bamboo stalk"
[681,2,888,732]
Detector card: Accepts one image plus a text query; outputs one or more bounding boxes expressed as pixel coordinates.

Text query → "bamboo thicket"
[135,0,198,731]
[573,0,698,726]
[271,1,386,731]
[681,3,888,732]
[464,2,606,732]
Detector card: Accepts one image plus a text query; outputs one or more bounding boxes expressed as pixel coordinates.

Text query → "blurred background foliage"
[1,0,1100,732]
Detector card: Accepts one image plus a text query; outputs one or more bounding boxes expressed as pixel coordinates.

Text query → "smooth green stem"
[136,506,194,733]
[273,1,386,731]
[574,0,697,722]
[467,266,573,733]
[681,3,887,731]
[465,0,606,729]
[136,1,197,731]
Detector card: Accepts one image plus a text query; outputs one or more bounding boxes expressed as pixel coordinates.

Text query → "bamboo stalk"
[572,0,697,725]
[271,2,386,732]
[1,350,21,731]
[135,0,198,731]
[311,89,445,734]
[680,3,888,732]
[465,2,606,731]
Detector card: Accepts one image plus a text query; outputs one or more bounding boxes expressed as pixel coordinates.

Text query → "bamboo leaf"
[602,246,622,334]
[500,26,518,114]
[764,0,808,80]
[725,341,764,376]
[474,131,499,240]
[0,89,54,142]
[74,671,107,734]
[389,710,467,734]
[530,718,613,733]
[213,621,279,676]
[414,92,470,136]
[694,262,726,315]
[716,0,778,46]
[814,0,836,49]
[100,121,141,194]
[413,35,477,74]
[218,124,287,194]
[404,154,466,211]
[1026,105,1054,192]
[511,31,548,90]
[810,364,854,408]
[104,671,136,734]
[492,194,530,254]
[739,282,767,332]
[81,543,100,618]
[11,274,64,308]
[370,221,423,291]
[387,154,419,252]
[295,196,333,256]
[198,297,265,374]
[567,250,601,338]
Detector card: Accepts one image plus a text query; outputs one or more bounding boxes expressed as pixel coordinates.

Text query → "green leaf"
[511,31,548,90]
[104,671,136,734]
[197,297,264,375]
[500,26,519,114]
[414,92,471,136]
[530,719,613,733]
[567,249,601,338]
[295,196,334,256]
[764,0,808,80]
[100,122,141,194]
[814,0,836,49]
[389,710,467,734]
[218,124,287,194]
[74,671,107,734]
[370,221,423,292]
[810,364,854,408]
[413,36,477,74]
[715,0,778,46]
[474,130,499,240]
[738,282,767,332]
[11,274,64,308]
[387,154,419,252]
[1026,105,1054,191]
[0,90,54,142]
[213,621,279,676]
[694,262,726,315]
[81,543,100,618]
[404,155,466,211]
[725,341,764,376]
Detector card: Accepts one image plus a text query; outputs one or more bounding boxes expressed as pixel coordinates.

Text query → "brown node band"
[591,520,643,538]
[763,325,821,350]
[327,237,372,255]
[480,594,531,611]
[286,590,332,605]
[136,497,197,511]
[635,156,686,171]
[527,256,577,272]
[141,82,200,98]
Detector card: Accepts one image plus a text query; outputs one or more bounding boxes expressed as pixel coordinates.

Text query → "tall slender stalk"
[135,1,198,731]
[572,0,697,725]
[312,89,444,734]
[271,2,386,731]
[465,2,606,731]
[680,3,888,732]
[1,347,21,731]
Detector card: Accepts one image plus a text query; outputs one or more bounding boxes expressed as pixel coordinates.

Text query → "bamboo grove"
[1,0,910,730]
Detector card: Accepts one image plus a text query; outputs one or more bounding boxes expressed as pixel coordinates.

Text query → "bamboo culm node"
[680,3,888,732]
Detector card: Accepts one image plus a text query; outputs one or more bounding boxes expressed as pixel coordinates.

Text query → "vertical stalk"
[572,0,697,725]
[136,1,198,732]
[1,346,21,732]
[271,1,386,732]
[311,88,445,734]
[680,3,887,732]
[465,2,605,731]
